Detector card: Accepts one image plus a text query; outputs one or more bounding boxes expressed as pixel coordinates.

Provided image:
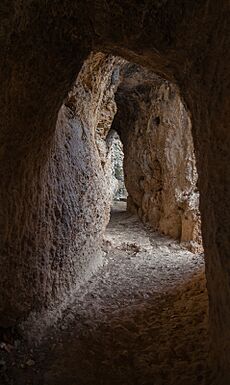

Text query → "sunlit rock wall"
[0,52,121,336]
[0,1,229,380]
[106,131,128,202]
[114,64,202,252]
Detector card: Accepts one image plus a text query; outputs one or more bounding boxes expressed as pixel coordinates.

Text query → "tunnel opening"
[1,3,229,383]
[106,130,128,207]
[91,55,208,385]
[34,53,206,385]
[99,60,203,254]
[0,52,207,385]
[107,130,129,227]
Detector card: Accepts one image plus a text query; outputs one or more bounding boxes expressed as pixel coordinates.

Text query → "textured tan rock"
[0,1,230,382]
[0,52,120,336]
[114,64,202,252]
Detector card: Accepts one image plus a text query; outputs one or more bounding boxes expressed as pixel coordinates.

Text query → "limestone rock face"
[1,2,230,381]
[114,65,202,252]
[107,131,127,202]
[0,51,203,332]
[92,57,124,207]
[0,52,120,334]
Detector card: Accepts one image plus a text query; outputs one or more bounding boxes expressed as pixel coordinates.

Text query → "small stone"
[0,342,13,352]
[26,359,35,367]
[14,339,21,349]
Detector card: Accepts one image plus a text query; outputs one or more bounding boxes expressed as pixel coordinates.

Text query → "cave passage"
[0,54,207,385]
[107,131,128,206]
[1,206,208,385]
[1,3,229,383]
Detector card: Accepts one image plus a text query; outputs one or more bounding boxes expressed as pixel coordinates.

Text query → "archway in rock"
[108,130,127,204]
[0,52,208,385]
[0,2,230,383]
[111,62,202,253]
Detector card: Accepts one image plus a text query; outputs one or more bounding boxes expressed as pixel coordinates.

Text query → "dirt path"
[1,203,209,385]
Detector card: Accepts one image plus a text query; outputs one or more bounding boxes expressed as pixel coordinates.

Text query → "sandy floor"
[0,203,209,385]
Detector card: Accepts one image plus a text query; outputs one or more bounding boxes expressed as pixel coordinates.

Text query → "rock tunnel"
[0,1,230,384]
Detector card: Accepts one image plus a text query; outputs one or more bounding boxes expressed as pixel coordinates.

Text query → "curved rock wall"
[0,52,120,335]
[1,2,230,380]
[114,65,202,252]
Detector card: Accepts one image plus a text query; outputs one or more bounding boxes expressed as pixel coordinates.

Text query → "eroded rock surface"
[113,64,202,252]
[0,203,208,385]
[1,2,230,381]
[106,131,127,201]
[0,52,203,335]
[0,52,121,336]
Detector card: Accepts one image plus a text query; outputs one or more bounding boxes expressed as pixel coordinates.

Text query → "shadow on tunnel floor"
[1,208,209,385]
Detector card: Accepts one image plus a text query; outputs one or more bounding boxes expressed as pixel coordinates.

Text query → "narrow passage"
[2,202,208,385]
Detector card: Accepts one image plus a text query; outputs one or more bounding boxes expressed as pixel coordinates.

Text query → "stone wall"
[114,64,202,252]
[1,2,230,381]
[0,52,201,335]
[106,131,127,202]
[0,52,120,337]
